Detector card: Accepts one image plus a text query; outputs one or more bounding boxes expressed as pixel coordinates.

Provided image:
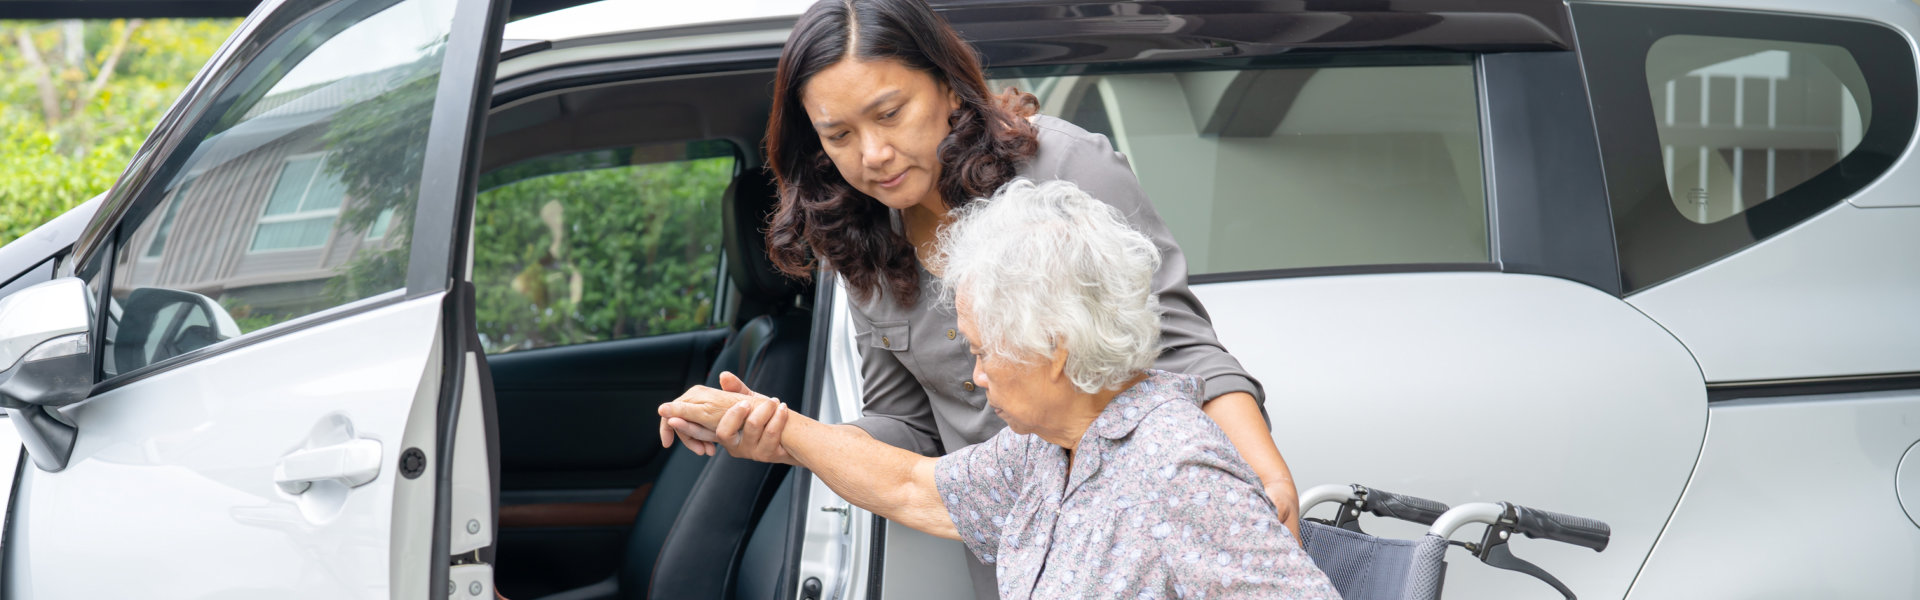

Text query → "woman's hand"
[1265,480,1302,543]
[1201,391,1303,543]
[658,372,795,464]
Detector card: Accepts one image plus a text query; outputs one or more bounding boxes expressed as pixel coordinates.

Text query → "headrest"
[722,168,809,308]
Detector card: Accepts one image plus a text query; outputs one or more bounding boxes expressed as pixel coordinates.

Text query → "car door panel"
[0,0,511,593]
[1626,204,1920,383]
[1194,272,1706,599]
[490,329,726,488]
[6,295,443,599]
[488,328,727,597]
[1625,390,1920,599]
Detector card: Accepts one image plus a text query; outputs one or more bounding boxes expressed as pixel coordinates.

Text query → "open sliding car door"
[0,0,510,597]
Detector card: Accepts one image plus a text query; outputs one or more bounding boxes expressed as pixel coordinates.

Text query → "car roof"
[503,0,815,44]
[494,0,1588,79]
[0,0,602,21]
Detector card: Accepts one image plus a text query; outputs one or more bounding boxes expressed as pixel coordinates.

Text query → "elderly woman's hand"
[658,372,795,464]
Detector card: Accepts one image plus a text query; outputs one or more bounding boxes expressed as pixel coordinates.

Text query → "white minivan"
[0,0,1916,598]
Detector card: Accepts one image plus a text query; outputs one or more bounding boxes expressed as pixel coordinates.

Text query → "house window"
[250,154,347,252]
[365,207,396,241]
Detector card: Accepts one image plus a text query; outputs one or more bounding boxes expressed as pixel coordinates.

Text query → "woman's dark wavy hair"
[764,0,1038,307]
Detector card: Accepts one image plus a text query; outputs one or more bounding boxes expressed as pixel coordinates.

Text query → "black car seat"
[539,166,808,600]
[543,166,807,600]
[644,166,812,599]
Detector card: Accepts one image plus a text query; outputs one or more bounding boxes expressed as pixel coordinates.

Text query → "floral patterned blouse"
[935,371,1339,599]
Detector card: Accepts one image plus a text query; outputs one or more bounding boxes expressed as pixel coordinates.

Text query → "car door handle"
[274,439,382,495]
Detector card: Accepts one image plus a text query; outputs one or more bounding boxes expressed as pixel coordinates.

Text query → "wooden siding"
[112,122,399,302]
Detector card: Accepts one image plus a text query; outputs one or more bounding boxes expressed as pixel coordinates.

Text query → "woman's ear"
[938,79,961,113]
[1046,341,1069,384]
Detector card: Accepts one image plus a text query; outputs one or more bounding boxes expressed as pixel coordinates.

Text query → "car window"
[1573,4,1915,292]
[990,62,1487,278]
[1646,36,1867,226]
[102,0,458,377]
[472,142,734,355]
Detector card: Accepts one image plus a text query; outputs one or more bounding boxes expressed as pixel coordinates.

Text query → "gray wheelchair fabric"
[1301,521,1417,600]
[1301,521,1452,600]
[1405,535,1451,600]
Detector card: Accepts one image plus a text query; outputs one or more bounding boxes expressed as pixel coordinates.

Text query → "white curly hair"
[935,178,1162,394]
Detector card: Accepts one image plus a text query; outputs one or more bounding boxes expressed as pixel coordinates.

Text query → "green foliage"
[0,19,238,245]
[5,19,734,357]
[220,296,296,334]
[316,48,443,306]
[473,156,732,354]
[321,48,441,240]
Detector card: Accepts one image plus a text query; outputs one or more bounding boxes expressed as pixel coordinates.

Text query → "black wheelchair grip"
[1362,488,1450,525]
[1509,504,1611,552]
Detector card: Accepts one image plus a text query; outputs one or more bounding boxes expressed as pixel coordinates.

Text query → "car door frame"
[41,0,512,595]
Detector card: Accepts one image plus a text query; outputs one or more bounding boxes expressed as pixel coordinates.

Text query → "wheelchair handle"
[1360,486,1450,526]
[1510,504,1611,552]
[1430,502,1611,552]
[1299,484,1357,515]
[1298,484,1450,526]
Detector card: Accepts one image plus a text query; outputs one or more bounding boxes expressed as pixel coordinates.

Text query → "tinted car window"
[1574,4,1916,292]
[1646,36,1867,226]
[104,0,458,377]
[473,142,733,355]
[991,63,1487,277]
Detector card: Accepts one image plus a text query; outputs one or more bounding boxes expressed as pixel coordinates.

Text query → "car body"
[0,0,1916,598]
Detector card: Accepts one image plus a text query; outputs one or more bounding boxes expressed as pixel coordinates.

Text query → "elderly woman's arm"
[659,387,959,540]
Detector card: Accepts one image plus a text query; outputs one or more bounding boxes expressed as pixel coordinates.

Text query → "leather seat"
[540,166,809,600]
[645,167,811,599]
[539,166,808,600]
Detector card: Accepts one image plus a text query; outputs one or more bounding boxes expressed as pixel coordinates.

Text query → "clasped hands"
[657,371,796,464]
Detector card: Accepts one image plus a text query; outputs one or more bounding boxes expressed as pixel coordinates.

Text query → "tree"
[471,152,732,354]
[0,19,237,245]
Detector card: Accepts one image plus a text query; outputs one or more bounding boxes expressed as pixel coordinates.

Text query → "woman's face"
[956,294,1072,439]
[800,57,960,212]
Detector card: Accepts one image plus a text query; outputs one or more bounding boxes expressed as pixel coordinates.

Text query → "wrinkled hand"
[1266,481,1302,543]
[657,372,793,464]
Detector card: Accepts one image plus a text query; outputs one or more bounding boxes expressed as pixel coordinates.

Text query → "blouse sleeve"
[844,303,945,456]
[935,428,1036,564]
[1029,119,1269,423]
[1164,460,1338,597]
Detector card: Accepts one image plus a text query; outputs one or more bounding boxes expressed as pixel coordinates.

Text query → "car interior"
[477,68,813,600]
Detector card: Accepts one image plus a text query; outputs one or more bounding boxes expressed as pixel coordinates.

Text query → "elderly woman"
[659,180,1337,599]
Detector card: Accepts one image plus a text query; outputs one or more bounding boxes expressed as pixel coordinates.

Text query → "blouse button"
[881,336,891,348]
[947,329,957,340]
[963,381,977,392]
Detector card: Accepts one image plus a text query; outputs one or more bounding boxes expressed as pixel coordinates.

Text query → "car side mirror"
[116,287,240,371]
[0,277,94,471]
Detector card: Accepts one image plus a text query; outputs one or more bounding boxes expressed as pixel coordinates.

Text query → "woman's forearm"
[1203,391,1302,539]
[781,413,959,540]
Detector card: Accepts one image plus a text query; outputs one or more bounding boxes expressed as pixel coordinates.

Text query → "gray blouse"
[846,115,1266,457]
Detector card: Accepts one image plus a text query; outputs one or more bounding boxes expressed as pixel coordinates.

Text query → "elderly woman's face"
[956,294,1071,437]
[801,58,959,213]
